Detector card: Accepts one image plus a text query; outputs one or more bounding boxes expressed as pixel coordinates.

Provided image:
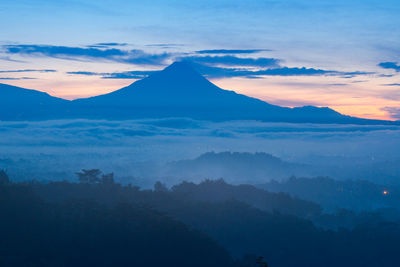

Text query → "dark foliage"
[0,169,9,184]
[171,179,322,218]
[2,179,400,266]
[260,176,400,212]
[0,183,233,267]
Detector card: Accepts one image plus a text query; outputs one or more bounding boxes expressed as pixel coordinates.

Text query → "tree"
[101,173,115,185]
[256,256,268,267]
[154,181,168,192]
[0,169,9,184]
[76,169,102,184]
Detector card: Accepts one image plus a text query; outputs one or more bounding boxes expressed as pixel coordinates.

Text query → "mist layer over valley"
[2,118,399,185]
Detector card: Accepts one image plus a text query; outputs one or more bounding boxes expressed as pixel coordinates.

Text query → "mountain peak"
[154,61,205,81]
[128,60,216,94]
[165,61,196,71]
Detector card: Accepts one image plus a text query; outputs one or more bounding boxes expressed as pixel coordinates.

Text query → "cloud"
[382,83,400,86]
[381,107,400,120]
[2,43,373,79]
[67,60,372,80]
[192,64,329,78]
[4,44,125,57]
[0,56,26,63]
[196,49,270,54]
[0,69,56,73]
[3,44,171,66]
[1,119,399,148]
[0,77,36,80]
[103,71,157,79]
[188,63,368,78]
[175,57,371,78]
[255,67,334,76]
[0,69,55,81]
[66,71,99,76]
[179,55,280,68]
[67,64,336,79]
[67,70,157,79]
[94,42,127,46]
[350,80,367,84]
[146,44,185,48]
[378,74,394,78]
[87,43,128,48]
[378,62,400,72]
[338,71,374,79]
[328,83,347,86]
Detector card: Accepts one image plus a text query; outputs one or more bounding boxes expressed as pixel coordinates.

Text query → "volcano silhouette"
[0,61,396,124]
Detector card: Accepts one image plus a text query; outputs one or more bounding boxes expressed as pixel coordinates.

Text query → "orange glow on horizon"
[2,72,399,121]
[213,76,399,121]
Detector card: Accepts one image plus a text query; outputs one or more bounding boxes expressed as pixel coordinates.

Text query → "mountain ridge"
[0,61,398,124]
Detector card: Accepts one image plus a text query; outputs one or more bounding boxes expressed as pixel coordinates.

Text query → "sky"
[1,0,400,120]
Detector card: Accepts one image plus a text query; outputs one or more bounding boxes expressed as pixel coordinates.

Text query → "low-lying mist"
[1,118,400,186]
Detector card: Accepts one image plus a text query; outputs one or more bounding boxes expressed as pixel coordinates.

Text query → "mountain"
[0,61,397,124]
[0,83,68,120]
[71,61,360,123]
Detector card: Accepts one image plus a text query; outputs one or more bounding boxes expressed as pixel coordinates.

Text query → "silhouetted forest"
[0,176,233,267]
[260,176,400,213]
[2,170,400,266]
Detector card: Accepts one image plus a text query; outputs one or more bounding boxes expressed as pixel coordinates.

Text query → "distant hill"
[1,61,398,124]
[166,151,311,182]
